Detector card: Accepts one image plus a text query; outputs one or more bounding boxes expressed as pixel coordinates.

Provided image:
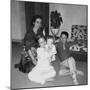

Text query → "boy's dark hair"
[31,15,43,26]
[60,31,69,38]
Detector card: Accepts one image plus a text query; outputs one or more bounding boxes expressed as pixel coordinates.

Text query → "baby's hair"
[47,36,54,43]
[60,31,69,38]
[47,36,54,40]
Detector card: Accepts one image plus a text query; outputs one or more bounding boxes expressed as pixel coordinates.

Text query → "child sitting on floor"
[57,31,84,85]
[28,37,56,84]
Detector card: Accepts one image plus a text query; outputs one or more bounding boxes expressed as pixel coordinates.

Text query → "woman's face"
[34,18,42,29]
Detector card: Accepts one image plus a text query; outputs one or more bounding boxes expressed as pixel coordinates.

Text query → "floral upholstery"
[71,25,87,47]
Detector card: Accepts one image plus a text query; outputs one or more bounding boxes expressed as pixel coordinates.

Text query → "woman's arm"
[28,49,37,65]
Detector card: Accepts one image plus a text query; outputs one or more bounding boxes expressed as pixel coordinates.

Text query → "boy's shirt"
[46,44,57,55]
[57,41,72,62]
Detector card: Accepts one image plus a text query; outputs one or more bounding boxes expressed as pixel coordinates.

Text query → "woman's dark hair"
[31,15,43,26]
[60,31,69,38]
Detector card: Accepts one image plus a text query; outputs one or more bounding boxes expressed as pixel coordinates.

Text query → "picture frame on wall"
[11,0,88,89]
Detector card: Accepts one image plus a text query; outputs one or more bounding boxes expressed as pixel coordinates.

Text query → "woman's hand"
[28,49,37,65]
[32,59,37,65]
[31,47,36,51]
[55,39,59,43]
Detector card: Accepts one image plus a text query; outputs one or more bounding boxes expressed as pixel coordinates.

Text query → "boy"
[28,37,56,84]
[57,31,83,85]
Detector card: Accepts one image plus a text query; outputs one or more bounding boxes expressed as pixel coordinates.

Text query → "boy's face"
[39,38,46,47]
[60,34,67,44]
[47,39,53,46]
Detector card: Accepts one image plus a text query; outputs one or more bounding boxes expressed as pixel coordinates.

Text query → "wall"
[25,2,49,32]
[49,3,88,38]
[11,1,88,40]
[11,0,26,42]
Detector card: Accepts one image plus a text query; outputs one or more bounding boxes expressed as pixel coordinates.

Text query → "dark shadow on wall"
[25,1,49,34]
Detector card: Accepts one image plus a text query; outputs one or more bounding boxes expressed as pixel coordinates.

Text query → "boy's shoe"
[73,79,79,85]
[76,70,84,76]
[59,69,70,76]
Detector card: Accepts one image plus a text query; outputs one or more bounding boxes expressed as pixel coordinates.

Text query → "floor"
[11,43,88,89]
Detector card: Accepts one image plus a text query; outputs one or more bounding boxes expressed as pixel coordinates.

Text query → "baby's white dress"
[28,47,56,84]
[46,44,57,62]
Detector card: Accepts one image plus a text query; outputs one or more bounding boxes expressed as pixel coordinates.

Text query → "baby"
[46,36,57,62]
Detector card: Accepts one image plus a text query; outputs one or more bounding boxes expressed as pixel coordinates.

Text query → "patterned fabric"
[71,25,87,47]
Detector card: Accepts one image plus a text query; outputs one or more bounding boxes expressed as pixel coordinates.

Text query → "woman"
[15,15,47,73]
[24,15,45,64]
